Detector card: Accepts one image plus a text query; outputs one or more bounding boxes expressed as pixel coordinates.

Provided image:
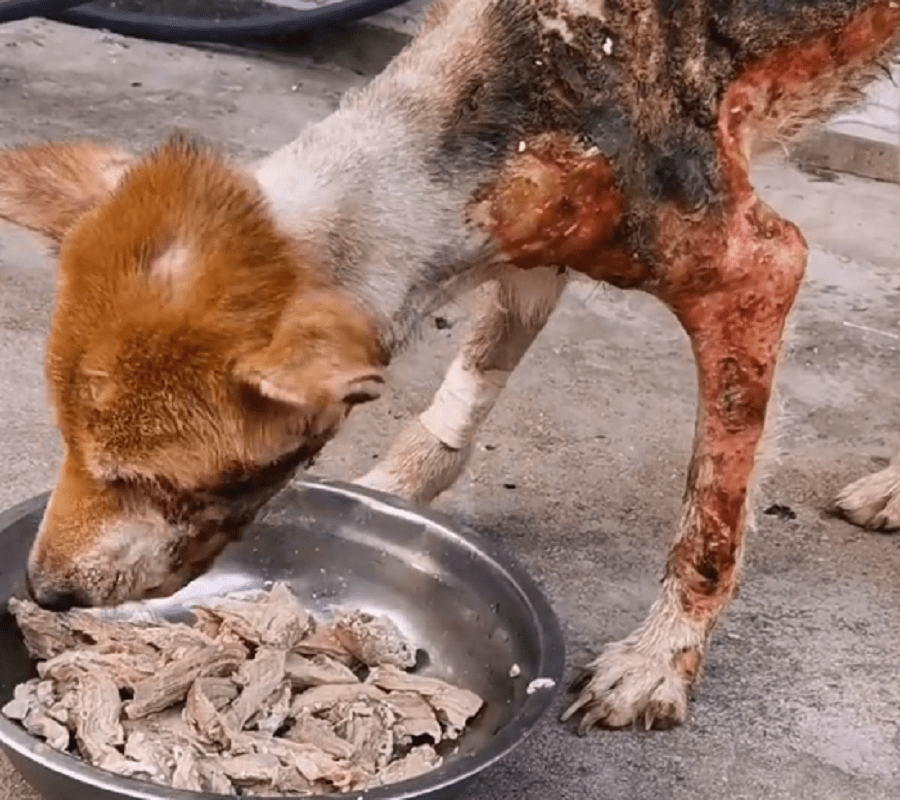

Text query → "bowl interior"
[0,478,565,799]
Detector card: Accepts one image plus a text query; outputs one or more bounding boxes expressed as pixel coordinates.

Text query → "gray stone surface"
[0,9,898,800]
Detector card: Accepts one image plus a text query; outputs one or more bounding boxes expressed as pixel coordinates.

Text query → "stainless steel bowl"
[0,478,565,800]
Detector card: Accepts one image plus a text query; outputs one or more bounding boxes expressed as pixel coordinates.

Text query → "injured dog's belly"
[3,583,484,796]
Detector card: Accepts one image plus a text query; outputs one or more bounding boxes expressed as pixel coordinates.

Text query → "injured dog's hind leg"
[834,457,900,531]
[564,197,808,731]
[357,267,566,504]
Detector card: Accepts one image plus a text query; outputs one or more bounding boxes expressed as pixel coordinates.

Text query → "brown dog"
[0,0,898,732]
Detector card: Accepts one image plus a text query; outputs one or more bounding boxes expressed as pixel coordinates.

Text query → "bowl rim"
[0,477,566,800]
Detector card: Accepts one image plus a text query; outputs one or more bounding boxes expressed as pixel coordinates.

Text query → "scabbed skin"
[416,0,900,278]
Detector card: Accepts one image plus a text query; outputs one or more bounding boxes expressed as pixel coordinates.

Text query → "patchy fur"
[0,0,897,731]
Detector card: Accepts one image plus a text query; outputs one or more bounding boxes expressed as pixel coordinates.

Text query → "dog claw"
[560,693,589,724]
[562,643,692,732]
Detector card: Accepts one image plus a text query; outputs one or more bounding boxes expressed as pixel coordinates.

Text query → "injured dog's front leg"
[357,266,566,504]
[565,198,808,731]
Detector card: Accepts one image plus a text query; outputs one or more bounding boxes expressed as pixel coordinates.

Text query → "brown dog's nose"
[25,569,81,612]
[36,589,80,613]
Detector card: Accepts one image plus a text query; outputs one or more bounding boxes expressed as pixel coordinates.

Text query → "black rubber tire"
[0,0,86,24]
[52,0,411,43]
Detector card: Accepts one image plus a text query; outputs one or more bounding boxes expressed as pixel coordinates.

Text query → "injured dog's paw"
[561,642,694,733]
[834,463,900,532]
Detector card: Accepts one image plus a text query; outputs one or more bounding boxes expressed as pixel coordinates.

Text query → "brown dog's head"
[0,135,384,608]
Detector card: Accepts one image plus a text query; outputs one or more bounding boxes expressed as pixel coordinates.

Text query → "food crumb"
[526,678,556,695]
[508,664,521,678]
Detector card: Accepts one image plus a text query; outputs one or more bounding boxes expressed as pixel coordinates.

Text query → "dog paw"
[834,463,900,532]
[561,642,695,732]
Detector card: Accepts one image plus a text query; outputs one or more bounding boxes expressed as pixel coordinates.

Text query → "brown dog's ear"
[0,141,133,242]
[246,365,386,410]
[234,289,386,416]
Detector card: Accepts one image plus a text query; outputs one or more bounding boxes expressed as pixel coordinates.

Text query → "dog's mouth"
[66,441,333,607]
[156,443,326,589]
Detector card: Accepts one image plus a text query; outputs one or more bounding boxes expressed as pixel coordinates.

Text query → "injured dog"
[0,0,898,732]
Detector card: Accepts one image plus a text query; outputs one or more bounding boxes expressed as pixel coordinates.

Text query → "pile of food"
[2,583,485,796]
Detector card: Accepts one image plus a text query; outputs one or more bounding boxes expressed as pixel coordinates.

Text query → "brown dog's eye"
[344,389,381,406]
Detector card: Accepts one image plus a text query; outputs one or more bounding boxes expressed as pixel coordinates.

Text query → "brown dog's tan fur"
[0,0,898,732]
[2,137,384,605]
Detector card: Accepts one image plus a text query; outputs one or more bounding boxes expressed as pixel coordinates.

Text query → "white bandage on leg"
[418,356,511,450]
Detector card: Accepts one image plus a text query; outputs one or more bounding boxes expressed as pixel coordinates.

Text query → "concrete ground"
[0,8,898,800]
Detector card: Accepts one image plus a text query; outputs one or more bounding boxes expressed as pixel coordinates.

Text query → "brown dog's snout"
[33,587,81,613]
[24,566,85,612]
[25,564,90,611]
